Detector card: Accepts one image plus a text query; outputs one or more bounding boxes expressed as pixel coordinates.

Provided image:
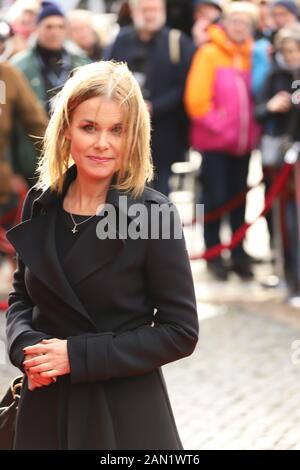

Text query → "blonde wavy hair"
[35,60,154,197]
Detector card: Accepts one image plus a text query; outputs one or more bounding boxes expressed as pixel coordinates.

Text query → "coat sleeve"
[67,202,199,383]
[254,70,276,123]
[9,64,48,142]
[6,188,51,371]
[184,45,215,118]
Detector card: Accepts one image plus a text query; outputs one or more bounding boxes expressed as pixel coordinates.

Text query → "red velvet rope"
[182,179,264,227]
[0,183,27,255]
[204,186,250,223]
[190,162,294,261]
[0,163,294,311]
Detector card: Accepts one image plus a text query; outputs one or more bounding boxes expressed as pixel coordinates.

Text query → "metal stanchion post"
[261,175,287,290]
[272,197,287,289]
[169,151,201,254]
[285,143,300,306]
[294,151,300,287]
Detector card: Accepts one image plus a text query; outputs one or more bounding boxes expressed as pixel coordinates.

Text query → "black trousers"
[201,151,251,260]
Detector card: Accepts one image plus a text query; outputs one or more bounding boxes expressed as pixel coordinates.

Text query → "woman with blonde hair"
[5,60,198,450]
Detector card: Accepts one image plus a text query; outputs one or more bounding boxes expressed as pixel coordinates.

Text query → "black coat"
[166,0,194,36]
[255,64,300,140]
[104,26,195,170]
[6,165,198,450]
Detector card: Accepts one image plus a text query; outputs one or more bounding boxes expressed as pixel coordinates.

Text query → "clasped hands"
[22,338,70,391]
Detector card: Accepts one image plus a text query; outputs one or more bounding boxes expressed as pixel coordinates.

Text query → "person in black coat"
[255,24,300,294]
[104,0,195,195]
[5,60,199,450]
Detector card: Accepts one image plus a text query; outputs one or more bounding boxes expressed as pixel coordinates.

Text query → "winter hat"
[272,0,299,17]
[223,1,260,26]
[36,1,64,24]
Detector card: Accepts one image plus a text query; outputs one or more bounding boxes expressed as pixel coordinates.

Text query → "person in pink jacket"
[185,1,261,280]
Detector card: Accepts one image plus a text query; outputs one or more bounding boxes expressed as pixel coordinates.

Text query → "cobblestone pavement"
[163,304,300,450]
[2,299,300,450]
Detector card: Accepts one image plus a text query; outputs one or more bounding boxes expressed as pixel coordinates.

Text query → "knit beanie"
[272,0,299,17]
[36,1,64,24]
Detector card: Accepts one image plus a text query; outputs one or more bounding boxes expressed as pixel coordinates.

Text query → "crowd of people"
[0,0,300,295]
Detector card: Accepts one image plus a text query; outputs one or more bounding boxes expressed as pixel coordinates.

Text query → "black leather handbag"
[0,376,23,450]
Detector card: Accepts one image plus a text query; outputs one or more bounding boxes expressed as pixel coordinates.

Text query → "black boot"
[206,259,229,281]
[230,258,254,280]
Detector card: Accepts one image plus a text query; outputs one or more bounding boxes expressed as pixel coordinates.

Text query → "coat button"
[40,208,46,215]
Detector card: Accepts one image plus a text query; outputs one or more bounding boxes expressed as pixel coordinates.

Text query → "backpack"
[169,29,181,64]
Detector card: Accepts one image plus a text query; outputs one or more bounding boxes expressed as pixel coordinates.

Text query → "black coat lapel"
[60,176,142,286]
[6,164,144,327]
[61,213,125,286]
[7,206,98,330]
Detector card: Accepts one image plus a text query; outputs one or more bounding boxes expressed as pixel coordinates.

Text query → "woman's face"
[67,19,96,50]
[281,39,300,68]
[224,13,253,44]
[65,96,125,184]
[131,0,166,34]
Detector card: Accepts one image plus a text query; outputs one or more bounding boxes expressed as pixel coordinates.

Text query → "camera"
[0,20,13,43]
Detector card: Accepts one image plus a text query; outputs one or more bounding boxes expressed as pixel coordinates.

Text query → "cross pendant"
[72,225,78,234]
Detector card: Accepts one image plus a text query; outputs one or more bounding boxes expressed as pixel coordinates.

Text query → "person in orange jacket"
[184,1,261,280]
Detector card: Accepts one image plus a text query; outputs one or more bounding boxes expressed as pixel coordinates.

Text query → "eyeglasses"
[226,18,253,28]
